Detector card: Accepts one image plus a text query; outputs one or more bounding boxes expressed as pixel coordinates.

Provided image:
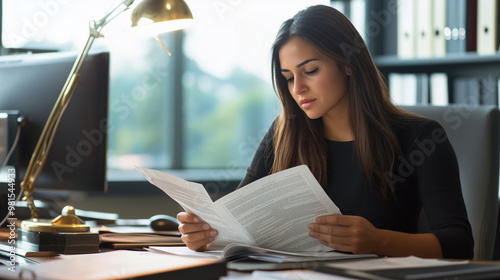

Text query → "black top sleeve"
[405,119,474,259]
[237,120,275,189]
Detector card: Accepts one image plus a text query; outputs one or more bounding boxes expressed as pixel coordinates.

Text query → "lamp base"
[17,206,99,254]
[17,228,99,254]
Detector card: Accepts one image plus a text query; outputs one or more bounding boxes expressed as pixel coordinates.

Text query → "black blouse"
[238,117,474,259]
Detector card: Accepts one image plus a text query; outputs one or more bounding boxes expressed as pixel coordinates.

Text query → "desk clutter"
[3,210,500,279]
[10,204,184,254]
[12,223,183,254]
[149,246,500,279]
[3,235,500,280]
[98,225,184,249]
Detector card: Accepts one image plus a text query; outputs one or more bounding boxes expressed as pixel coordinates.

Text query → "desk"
[4,249,500,280]
[2,227,500,280]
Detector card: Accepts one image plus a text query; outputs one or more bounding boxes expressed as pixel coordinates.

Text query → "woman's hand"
[308,214,383,255]
[176,212,218,251]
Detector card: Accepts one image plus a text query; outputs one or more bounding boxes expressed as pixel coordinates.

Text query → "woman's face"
[279,37,349,120]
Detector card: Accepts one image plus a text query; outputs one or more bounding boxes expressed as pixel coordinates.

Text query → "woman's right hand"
[176,212,218,251]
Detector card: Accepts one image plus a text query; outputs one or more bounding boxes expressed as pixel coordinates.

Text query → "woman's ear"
[345,67,352,75]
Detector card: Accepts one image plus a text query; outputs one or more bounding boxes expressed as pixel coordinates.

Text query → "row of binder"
[397,0,500,58]
[389,73,500,106]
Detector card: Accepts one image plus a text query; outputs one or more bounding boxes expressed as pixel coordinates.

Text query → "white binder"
[415,0,433,57]
[433,0,447,56]
[477,0,499,55]
[397,0,415,58]
[389,73,417,105]
[430,73,449,105]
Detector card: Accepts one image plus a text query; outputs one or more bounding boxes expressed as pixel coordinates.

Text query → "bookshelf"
[374,53,500,77]
[362,0,500,106]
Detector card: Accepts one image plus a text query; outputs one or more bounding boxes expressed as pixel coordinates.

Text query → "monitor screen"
[0,51,109,194]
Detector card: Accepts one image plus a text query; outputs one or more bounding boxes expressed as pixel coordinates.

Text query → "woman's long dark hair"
[270,5,411,198]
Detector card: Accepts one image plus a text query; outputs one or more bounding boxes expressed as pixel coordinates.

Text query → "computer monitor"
[0,51,109,195]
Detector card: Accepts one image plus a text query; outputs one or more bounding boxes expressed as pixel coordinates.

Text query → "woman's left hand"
[308,214,383,255]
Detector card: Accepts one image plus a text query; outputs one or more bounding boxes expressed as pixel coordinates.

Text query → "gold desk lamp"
[19,0,194,236]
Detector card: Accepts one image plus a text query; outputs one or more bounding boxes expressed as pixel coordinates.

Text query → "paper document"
[135,165,341,251]
[316,256,500,280]
[149,245,375,263]
[221,244,376,263]
[251,270,354,280]
[323,256,468,271]
[148,246,222,259]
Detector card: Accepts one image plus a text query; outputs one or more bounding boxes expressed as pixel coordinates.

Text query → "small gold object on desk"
[18,206,99,254]
[21,206,89,233]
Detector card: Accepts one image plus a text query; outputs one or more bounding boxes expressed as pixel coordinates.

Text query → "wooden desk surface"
[2,225,500,280]
[1,249,226,280]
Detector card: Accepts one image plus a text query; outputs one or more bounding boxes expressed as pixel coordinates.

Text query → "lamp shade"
[130,0,195,35]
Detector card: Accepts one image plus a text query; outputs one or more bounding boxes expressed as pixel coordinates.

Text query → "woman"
[177,5,474,259]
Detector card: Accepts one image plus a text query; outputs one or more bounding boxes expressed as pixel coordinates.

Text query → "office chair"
[400,105,500,260]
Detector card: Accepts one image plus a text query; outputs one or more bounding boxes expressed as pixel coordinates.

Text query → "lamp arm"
[20,34,96,220]
[93,0,136,35]
[19,0,136,220]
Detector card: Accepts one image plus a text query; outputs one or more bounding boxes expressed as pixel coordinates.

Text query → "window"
[182,0,329,169]
[1,0,329,177]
